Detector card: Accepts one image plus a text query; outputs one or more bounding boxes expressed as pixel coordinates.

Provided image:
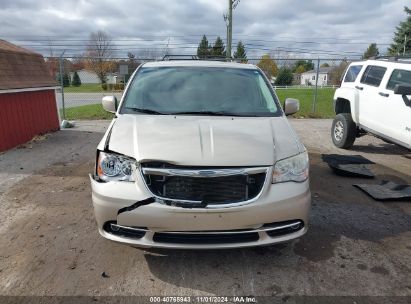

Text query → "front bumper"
[90,174,311,249]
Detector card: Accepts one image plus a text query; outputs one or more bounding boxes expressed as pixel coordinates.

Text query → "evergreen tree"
[275,68,293,86]
[388,6,411,55]
[197,35,211,59]
[233,41,247,63]
[210,36,226,58]
[71,71,82,87]
[62,73,70,87]
[363,43,379,59]
[57,73,70,87]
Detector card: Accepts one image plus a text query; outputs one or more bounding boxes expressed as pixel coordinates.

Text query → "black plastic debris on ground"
[322,154,375,178]
[354,181,411,201]
[101,271,110,278]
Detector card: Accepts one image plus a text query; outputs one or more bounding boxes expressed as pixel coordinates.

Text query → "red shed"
[0,40,60,152]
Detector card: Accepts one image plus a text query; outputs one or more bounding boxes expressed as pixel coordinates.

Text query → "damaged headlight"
[272,151,309,183]
[97,151,137,182]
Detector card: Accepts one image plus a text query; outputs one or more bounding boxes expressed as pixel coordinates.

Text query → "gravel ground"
[0,119,410,302]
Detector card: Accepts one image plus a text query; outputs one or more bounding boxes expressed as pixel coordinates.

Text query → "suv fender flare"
[333,88,360,124]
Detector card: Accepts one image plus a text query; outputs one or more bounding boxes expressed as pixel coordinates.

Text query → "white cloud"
[0,0,407,57]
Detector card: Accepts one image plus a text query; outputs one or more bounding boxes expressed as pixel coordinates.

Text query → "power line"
[25,45,362,56]
[14,39,392,46]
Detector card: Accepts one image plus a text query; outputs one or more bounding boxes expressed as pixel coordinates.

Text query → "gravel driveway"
[0,119,410,302]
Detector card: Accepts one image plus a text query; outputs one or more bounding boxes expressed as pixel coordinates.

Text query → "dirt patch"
[294,153,411,262]
[370,266,390,276]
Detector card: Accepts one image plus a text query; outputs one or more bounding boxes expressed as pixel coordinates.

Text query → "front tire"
[332,113,357,149]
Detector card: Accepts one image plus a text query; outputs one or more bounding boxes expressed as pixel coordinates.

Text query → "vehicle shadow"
[143,243,294,295]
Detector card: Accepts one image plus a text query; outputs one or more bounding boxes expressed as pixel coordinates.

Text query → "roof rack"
[371,55,411,63]
[161,54,232,62]
[162,55,199,61]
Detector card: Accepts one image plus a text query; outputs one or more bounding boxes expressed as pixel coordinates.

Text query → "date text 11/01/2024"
[149,296,257,303]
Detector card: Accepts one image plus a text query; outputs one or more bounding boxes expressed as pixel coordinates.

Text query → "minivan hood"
[103,115,304,167]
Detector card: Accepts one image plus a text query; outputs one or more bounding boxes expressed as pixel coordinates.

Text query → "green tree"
[63,73,70,87]
[210,36,226,58]
[293,60,314,72]
[233,41,247,63]
[295,65,305,74]
[57,73,70,87]
[363,43,379,59]
[197,35,211,59]
[388,6,411,55]
[275,68,293,86]
[71,71,81,87]
[257,54,278,78]
[320,63,330,67]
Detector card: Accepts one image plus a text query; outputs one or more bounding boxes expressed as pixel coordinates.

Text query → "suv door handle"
[379,92,389,97]
[355,85,363,90]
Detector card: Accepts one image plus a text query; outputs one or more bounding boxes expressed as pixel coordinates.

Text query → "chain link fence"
[46,56,358,120]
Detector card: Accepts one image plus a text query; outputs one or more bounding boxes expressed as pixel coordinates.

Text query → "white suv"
[332,59,411,149]
[90,60,311,249]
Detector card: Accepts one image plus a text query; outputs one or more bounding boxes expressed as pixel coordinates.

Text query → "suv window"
[344,65,363,82]
[360,65,387,87]
[386,69,411,90]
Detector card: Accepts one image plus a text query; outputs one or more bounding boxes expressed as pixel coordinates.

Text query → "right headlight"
[96,151,137,182]
[272,151,309,183]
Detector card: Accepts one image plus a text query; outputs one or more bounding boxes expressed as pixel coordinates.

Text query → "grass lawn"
[63,83,104,93]
[63,104,114,120]
[62,88,336,120]
[275,87,335,118]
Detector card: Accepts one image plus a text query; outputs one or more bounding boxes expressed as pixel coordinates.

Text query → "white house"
[300,67,333,86]
[70,69,118,84]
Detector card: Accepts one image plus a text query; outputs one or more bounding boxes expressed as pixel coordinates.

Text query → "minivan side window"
[344,65,363,82]
[386,69,411,90]
[360,65,387,87]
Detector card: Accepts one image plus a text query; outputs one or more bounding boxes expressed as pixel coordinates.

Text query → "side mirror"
[102,96,118,113]
[394,85,411,107]
[394,84,411,95]
[284,98,300,116]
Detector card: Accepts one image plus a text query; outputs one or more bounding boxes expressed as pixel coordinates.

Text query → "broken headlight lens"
[97,151,137,182]
[272,151,309,183]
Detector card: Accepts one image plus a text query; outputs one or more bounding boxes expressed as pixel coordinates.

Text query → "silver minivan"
[90,60,311,249]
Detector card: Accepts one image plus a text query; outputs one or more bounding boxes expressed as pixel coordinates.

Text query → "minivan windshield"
[120,67,281,117]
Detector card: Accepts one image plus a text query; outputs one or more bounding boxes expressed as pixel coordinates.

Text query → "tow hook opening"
[103,221,147,239]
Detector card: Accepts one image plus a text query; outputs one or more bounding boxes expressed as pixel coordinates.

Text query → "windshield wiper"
[171,111,255,117]
[125,107,168,115]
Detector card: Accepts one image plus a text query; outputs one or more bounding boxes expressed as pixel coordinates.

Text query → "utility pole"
[404,34,407,56]
[224,14,229,59]
[227,0,233,59]
[225,0,240,59]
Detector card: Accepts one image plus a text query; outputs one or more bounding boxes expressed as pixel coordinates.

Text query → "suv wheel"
[332,113,357,149]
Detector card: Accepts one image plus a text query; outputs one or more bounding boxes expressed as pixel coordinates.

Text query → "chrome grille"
[141,164,267,205]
